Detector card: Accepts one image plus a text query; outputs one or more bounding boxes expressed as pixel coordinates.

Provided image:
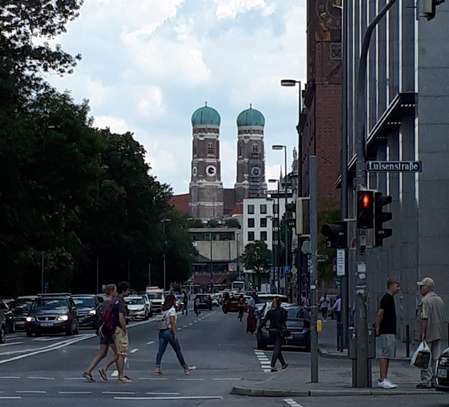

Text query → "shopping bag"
[411,341,431,369]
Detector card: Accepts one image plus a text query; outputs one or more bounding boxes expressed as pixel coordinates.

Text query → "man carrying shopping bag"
[415,277,445,389]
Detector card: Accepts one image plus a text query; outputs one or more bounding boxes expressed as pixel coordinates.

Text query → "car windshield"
[73,297,95,308]
[34,299,68,312]
[255,295,287,304]
[14,303,32,314]
[147,293,162,300]
[287,307,307,320]
[126,298,144,305]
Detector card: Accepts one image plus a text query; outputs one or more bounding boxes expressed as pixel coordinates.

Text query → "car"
[256,304,310,351]
[0,308,7,344]
[25,294,79,337]
[72,295,101,329]
[146,287,164,313]
[194,294,212,310]
[435,348,449,390]
[13,296,37,331]
[222,295,241,313]
[0,300,15,333]
[211,294,220,307]
[125,295,151,320]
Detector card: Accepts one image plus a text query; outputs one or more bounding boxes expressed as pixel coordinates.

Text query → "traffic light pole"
[354,0,397,388]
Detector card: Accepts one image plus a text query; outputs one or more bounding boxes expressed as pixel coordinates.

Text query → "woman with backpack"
[154,294,193,375]
[82,284,117,382]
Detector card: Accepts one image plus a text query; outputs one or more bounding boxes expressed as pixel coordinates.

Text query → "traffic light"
[321,222,347,249]
[374,192,392,247]
[422,0,446,20]
[357,190,374,229]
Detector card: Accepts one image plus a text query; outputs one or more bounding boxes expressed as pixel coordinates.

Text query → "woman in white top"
[154,294,192,375]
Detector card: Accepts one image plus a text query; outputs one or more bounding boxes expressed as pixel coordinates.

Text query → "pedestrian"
[319,294,329,320]
[375,278,400,389]
[415,277,445,389]
[237,294,245,322]
[246,295,257,334]
[332,295,342,322]
[261,297,288,372]
[82,284,118,382]
[102,281,131,383]
[182,290,189,315]
[154,294,193,375]
[194,295,200,317]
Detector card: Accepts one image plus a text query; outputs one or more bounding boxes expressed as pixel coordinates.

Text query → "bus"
[231,281,245,292]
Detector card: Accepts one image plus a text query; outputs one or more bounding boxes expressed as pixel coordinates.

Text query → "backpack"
[99,300,115,337]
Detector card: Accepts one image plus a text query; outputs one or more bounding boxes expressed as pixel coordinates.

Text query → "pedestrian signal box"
[357,190,375,229]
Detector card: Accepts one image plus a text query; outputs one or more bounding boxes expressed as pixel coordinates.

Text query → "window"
[248,204,255,214]
[252,144,259,153]
[273,204,279,214]
[260,218,267,228]
[248,218,255,228]
[273,218,279,228]
[260,204,267,214]
[260,231,267,241]
[207,142,214,155]
[248,232,255,241]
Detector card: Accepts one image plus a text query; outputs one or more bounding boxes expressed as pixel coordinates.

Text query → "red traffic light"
[357,190,375,229]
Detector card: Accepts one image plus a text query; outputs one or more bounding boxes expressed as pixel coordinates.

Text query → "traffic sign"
[366,161,422,172]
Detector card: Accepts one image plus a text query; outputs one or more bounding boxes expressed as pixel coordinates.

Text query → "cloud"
[136,86,165,119]
[214,0,274,19]
[94,116,130,134]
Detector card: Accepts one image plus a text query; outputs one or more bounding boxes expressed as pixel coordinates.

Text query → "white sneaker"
[378,379,397,389]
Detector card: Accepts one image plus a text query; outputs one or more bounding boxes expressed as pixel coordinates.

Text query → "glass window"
[260,218,267,228]
[260,231,267,241]
[248,218,255,228]
[207,142,214,155]
[260,204,267,214]
[273,218,279,228]
[248,204,255,214]
[248,232,255,241]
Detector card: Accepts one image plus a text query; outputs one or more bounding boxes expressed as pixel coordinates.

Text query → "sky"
[48,0,307,194]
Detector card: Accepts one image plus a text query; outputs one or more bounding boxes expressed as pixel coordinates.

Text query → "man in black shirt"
[375,278,400,389]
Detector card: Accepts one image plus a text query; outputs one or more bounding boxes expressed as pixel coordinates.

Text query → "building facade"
[342,1,449,337]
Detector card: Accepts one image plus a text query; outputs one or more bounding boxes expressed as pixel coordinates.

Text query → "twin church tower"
[189,104,267,220]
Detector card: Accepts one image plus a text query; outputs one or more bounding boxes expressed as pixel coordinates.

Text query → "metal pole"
[163,253,166,291]
[41,252,45,294]
[309,155,319,383]
[148,263,152,287]
[277,181,281,293]
[354,0,398,388]
[96,256,99,294]
[284,147,288,295]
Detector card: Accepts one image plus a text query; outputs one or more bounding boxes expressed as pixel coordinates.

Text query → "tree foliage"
[241,241,272,288]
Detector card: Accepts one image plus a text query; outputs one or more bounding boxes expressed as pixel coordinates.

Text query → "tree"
[241,241,272,289]
[318,206,340,283]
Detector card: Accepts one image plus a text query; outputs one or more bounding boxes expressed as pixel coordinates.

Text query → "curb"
[231,386,445,398]
[319,348,410,363]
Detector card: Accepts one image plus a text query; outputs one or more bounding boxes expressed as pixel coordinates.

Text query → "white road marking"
[144,392,180,395]
[103,391,136,395]
[64,377,85,381]
[0,342,24,347]
[33,337,65,342]
[212,378,240,381]
[114,396,223,401]
[0,396,21,399]
[59,391,92,395]
[16,390,47,394]
[176,378,204,381]
[284,399,303,407]
[182,325,188,328]
[146,341,154,345]
[27,376,55,380]
[0,376,20,379]
[130,348,139,354]
[138,377,168,381]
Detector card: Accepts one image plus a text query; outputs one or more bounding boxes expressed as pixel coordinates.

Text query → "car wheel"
[73,323,79,335]
[26,330,32,337]
[35,331,41,337]
[66,325,73,336]
[149,310,153,318]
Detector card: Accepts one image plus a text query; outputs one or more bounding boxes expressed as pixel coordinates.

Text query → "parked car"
[0,300,15,333]
[25,294,79,337]
[195,294,212,310]
[211,293,220,307]
[125,295,151,320]
[72,295,100,329]
[435,348,449,390]
[256,304,310,351]
[13,296,37,331]
[146,287,164,313]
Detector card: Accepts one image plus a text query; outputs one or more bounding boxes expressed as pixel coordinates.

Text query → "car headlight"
[26,316,33,322]
[89,310,96,315]
[57,315,69,321]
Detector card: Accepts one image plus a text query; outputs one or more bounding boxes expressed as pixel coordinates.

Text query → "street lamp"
[268,179,281,293]
[161,218,171,290]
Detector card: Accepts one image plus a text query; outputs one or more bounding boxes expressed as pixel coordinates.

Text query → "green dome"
[191,105,221,127]
[237,106,265,127]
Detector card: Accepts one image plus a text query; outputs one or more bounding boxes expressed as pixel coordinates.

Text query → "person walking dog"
[154,294,193,375]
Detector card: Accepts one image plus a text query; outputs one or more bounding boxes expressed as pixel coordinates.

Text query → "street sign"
[336,249,345,277]
[366,161,422,172]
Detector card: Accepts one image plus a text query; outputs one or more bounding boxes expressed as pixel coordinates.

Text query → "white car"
[125,296,151,320]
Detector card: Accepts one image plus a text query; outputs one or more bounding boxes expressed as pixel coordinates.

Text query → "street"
[0,310,446,406]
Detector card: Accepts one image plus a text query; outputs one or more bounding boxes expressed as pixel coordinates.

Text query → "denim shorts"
[376,334,396,359]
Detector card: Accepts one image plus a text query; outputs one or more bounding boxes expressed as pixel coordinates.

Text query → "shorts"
[376,334,396,359]
[100,333,114,346]
[113,327,129,355]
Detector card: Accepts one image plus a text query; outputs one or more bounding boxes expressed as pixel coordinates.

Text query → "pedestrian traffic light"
[321,222,347,249]
[421,0,445,20]
[357,190,374,229]
[374,192,392,247]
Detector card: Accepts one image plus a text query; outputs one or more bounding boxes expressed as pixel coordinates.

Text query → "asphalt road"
[0,309,448,406]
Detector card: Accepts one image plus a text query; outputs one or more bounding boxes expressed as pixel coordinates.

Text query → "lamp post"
[268,179,281,293]
[161,218,171,291]
[272,145,289,294]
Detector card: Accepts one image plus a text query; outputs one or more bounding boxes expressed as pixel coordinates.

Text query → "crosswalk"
[254,349,271,372]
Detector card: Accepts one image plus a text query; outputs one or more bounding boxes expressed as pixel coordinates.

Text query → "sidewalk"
[232,320,442,398]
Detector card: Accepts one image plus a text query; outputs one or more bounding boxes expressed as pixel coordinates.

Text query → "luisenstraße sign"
[367,161,422,172]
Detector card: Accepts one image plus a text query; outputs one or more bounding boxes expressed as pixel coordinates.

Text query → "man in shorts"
[375,278,400,389]
[113,281,130,383]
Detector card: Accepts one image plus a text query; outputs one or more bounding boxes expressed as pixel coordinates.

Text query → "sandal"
[98,368,108,382]
[153,368,162,375]
[82,372,95,382]
[118,376,132,384]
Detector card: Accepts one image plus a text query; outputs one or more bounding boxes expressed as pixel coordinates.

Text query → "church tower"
[235,106,267,204]
[189,104,224,220]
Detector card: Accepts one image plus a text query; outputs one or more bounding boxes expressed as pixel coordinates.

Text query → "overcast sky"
[48,0,307,194]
